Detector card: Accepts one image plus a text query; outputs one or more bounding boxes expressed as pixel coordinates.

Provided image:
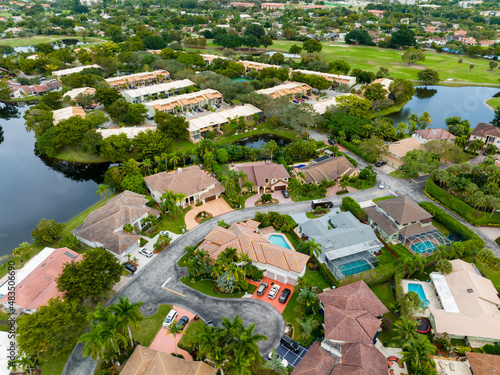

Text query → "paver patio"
[184,198,234,230]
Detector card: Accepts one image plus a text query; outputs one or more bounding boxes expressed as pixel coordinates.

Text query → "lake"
[387,86,500,128]
[235,134,292,149]
[12,39,87,53]
[0,104,107,255]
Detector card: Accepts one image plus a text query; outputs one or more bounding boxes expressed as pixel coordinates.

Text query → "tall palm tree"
[79,323,106,361]
[338,175,349,191]
[101,313,127,357]
[96,184,111,201]
[110,296,144,348]
[259,349,287,375]
[227,346,253,375]
[297,315,320,341]
[142,158,152,175]
[391,317,419,346]
[396,122,408,138]
[166,320,184,356]
[239,253,251,279]
[297,286,318,312]
[195,324,220,360]
[401,334,436,373]
[171,154,181,169]
[206,345,228,375]
[236,322,267,358]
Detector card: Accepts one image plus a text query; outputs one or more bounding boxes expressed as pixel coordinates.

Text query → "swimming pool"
[296,164,306,169]
[408,283,430,308]
[231,78,251,83]
[268,235,291,249]
[411,240,436,254]
[340,259,370,276]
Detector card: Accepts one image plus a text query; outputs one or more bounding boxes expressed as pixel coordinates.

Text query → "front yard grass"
[370,282,398,346]
[305,209,330,219]
[178,320,206,352]
[54,146,108,163]
[281,292,304,342]
[151,212,187,236]
[389,170,417,179]
[217,121,302,145]
[131,304,173,346]
[392,243,415,258]
[302,268,331,290]
[473,259,500,289]
[180,276,257,298]
[372,196,396,203]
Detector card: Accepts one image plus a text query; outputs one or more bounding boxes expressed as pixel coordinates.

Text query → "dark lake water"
[235,134,292,149]
[0,104,107,255]
[387,86,500,128]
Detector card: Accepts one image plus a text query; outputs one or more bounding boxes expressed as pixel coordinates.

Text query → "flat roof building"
[105,69,170,89]
[238,60,283,73]
[121,79,195,103]
[311,95,350,114]
[97,125,157,139]
[64,87,96,101]
[256,82,312,99]
[145,89,223,118]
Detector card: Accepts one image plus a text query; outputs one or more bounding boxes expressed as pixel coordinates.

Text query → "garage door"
[276,274,285,283]
[274,185,286,190]
[266,270,275,279]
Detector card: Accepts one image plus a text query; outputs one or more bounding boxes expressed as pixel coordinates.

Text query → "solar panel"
[65,251,76,259]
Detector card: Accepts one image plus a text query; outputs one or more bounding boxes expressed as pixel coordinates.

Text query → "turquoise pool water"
[411,240,436,254]
[268,235,290,249]
[231,78,251,83]
[340,259,370,276]
[408,283,430,308]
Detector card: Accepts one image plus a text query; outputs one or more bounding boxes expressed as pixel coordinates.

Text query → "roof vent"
[41,263,46,267]
[45,277,51,281]
[467,288,473,293]
[177,167,182,174]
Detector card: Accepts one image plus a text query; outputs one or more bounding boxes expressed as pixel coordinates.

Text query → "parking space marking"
[162,287,185,297]
[161,277,171,288]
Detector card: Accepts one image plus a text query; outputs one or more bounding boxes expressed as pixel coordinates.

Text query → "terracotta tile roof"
[318,281,389,317]
[471,122,500,138]
[292,342,338,375]
[415,128,456,141]
[0,247,82,310]
[144,166,223,198]
[234,161,290,187]
[73,191,159,255]
[323,307,382,345]
[330,342,388,375]
[199,221,309,274]
[376,195,432,226]
[466,352,500,375]
[121,345,216,375]
[300,157,356,184]
[387,137,423,159]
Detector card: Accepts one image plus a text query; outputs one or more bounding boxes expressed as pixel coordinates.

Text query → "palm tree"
[110,296,144,348]
[13,242,31,263]
[227,346,253,375]
[297,315,320,341]
[338,175,349,192]
[297,286,318,312]
[396,122,408,138]
[239,253,251,279]
[259,349,287,375]
[236,321,267,358]
[477,248,494,273]
[401,334,436,373]
[79,323,105,361]
[142,158,152,175]
[391,317,419,346]
[206,345,228,375]
[101,313,127,357]
[412,255,425,275]
[161,152,169,171]
[171,154,181,169]
[195,324,220,359]
[96,184,111,201]
[166,320,184,356]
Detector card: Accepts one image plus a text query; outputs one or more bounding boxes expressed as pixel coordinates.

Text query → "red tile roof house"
[413,128,456,144]
[292,281,388,375]
[468,122,500,149]
[199,220,309,285]
[230,161,290,194]
[144,166,224,207]
[73,191,160,260]
[0,247,82,313]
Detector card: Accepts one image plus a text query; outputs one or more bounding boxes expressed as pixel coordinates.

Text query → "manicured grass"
[54,146,108,163]
[347,180,376,190]
[302,268,331,290]
[474,259,500,290]
[372,196,396,203]
[486,97,500,109]
[150,211,188,236]
[217,121,302,145]
[389,170,416,179]
[370,102,406,118]
[0,311,10,320]
[178,320,206,352]
[432,219,451,237]
[0,35,106,47]
[370,282,398,345]
[392,243,415,258]
[291,191,326,202]
[305,209,330,219]
[38,355,69,375]
[376,247,397,266]
[131,304,173,347]
[180,276,257,298]
[178,253,189,267]
[281,292,304,341]
[241,192,257,209]
[269,41,498,85]
[0,326,9,332]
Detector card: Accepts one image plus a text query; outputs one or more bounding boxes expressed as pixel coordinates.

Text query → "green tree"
[155,111,190,139]
[31,218,64,245]
[402,47,425,65]
[261,139,278,161]
[100,134,132,162]
[297,315,320,341]
[261,35,273,49]
[391,317,419,346]
[358,136,389,162]
[13,242,31,263]
[401,291,426,317]
[401,334,436,373]
[0,78,11,99]
[335,94,372,117]
[126,103,148,124]
[59,234,81,251]
[40,91,63,109]
[95,88,122,107]
[132,129,172,159]
[75,93,95,108]
[389,78,415,105]
[445,116,471,136]
[401,149,440,176]
[302,39,322,54]
[417,69,440,85]
[489,61,498,71]
[79,323,105,361]
[364,83,387,101]
[96,184,111,201]
[396,122,408,137]
[391,29,416,48]
[345,29,373,45]
[436,259,453,274]
[289,44,302,55]
[110,296,143,348]
[259,348,287,375]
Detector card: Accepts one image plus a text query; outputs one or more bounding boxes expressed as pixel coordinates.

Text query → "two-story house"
[469,122,500,148]
[230,161,290,193]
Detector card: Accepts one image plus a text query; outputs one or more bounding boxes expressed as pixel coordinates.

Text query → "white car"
[268,284,281,299]
[139,248,153,258]
[163,309,178,327]
[379,181,385,189]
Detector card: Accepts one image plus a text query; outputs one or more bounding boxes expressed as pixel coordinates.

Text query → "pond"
[235,134,292,149]
[12,39,87,53]
[387,86,500,128]
[0,104,108,256]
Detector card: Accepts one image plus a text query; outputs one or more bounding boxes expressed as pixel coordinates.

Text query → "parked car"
[328,138,336,145]
[292,100,300,104]
[375,161,386,167]
[163,309,178,327]
[206,320,215,328]
[279,288,291,303]
[257,282,268,296]
[177,316,189,329]
[281,190,289,198]
[302,96,309,100]
[379,181,385,189]
[124,262,137,273]
[280,335,300,353]
[139,247,153,258]
[268,284,280,299]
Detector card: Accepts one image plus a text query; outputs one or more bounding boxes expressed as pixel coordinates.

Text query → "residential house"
[121,79,195,103]
[121,345,216,375]
[261,3,285,10]
[295,157,357,184]
[0,247,82,313]
[238,60,283,73]
[367,9,385,18]
[428,260,500,347]
[53,64,101,81]
[144,166,224,206]
[201,54,227,65]
[52,106,86,125]
[187,104,261,143]
[97,125,157,139]
[381,137,424,168]
[199,220,309,284]
[372,78,393,92]
[293,69,356,87]
[105,69,170,89]
[413,128,456,143]
[469,122,500,148]
[295,212,383,280]
[292,281,388,375]
[466,352,500,374]
[64,87,96,101]
[230,2,255,7]
[365,195,450,251]
[230,161,290,193]
[311,95,350,114]
[145,89,223,118]
[4,27,23,36]
[256,82,312,100]
[73,191,160,259]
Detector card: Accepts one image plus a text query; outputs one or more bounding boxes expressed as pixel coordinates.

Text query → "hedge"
[341,152,358,167]
[419,201,485,248]
[315,258,339,288]
[424,179,500,227]
[339,139,377,163]
[496,237,500,247]
[342,196,366,221]
[339,263,396,287]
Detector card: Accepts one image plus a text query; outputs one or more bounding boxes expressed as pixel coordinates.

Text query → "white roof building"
[293,69,356,87]
[312,95,350,114]
[97,125,157,139]
[121,79,195,103]
[53,64,101,79]
[64,87,96,101]
[256,82,312,99]
[145,89,223,117]
[188,104,261,133]
[52,106,86,125]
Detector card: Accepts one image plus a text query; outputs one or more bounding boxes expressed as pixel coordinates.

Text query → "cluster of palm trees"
[287,176,328,200]
[219,170,252,208]
[395,112,432,137]
[160,189,187,219]
[182,315,269,375]
[431,163,500,217]
[79,296,143,364]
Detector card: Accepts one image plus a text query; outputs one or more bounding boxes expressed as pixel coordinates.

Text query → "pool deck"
[401,280,440,318]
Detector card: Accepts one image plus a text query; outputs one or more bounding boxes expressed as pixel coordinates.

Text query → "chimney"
[177,168,182,174]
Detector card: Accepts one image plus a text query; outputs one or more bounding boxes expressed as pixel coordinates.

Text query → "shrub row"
[342,196,367,221]
[341,152,358,167]
[496,237,500,247]
[419,201,485,248]
[315,259,339,288]
[425,179,500,227]
[338,139,377,163]
[339,263,396,287]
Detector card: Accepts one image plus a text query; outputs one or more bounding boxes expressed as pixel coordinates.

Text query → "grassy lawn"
[281,292,304,341]
[432,219,451,237]
[389,170,416,179]
[370,282,398,345]
[376,247,397,266]
[178,320,206,352]
[347,180,376,190]
[302,268,331,290]
[284,231,301,249]
[178,253,189,267]
[372,196,396,203]
[130,304,173,346]
[217,121,302,145]
[392,243,415,258]
[180,276,257,298]
[305,209,330,219]
[269,41,498,85]
[473,259,500,289]
[291,191,325,202]
[54,146,108,163]
[0,35,106,47]
[152,211,188,236]
[39,354,71,375]
[486,97,500,108]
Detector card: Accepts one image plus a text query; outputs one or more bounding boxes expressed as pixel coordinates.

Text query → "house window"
[265,178,269,183]
[473,136,476,139]
[272,179,275,183]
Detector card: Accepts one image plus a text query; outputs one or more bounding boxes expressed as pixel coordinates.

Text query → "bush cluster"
[339,263,396,287]
[482,344,500,355]
[338,139,377,163]
[245,264,265,281]
[342,196,367,221]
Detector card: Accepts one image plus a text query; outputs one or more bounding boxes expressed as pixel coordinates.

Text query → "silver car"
[139,247,153,258]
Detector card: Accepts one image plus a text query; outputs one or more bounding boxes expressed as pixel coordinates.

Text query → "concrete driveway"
[184,199,234,230]
[325,184,357,197]
[245,191,292,207]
